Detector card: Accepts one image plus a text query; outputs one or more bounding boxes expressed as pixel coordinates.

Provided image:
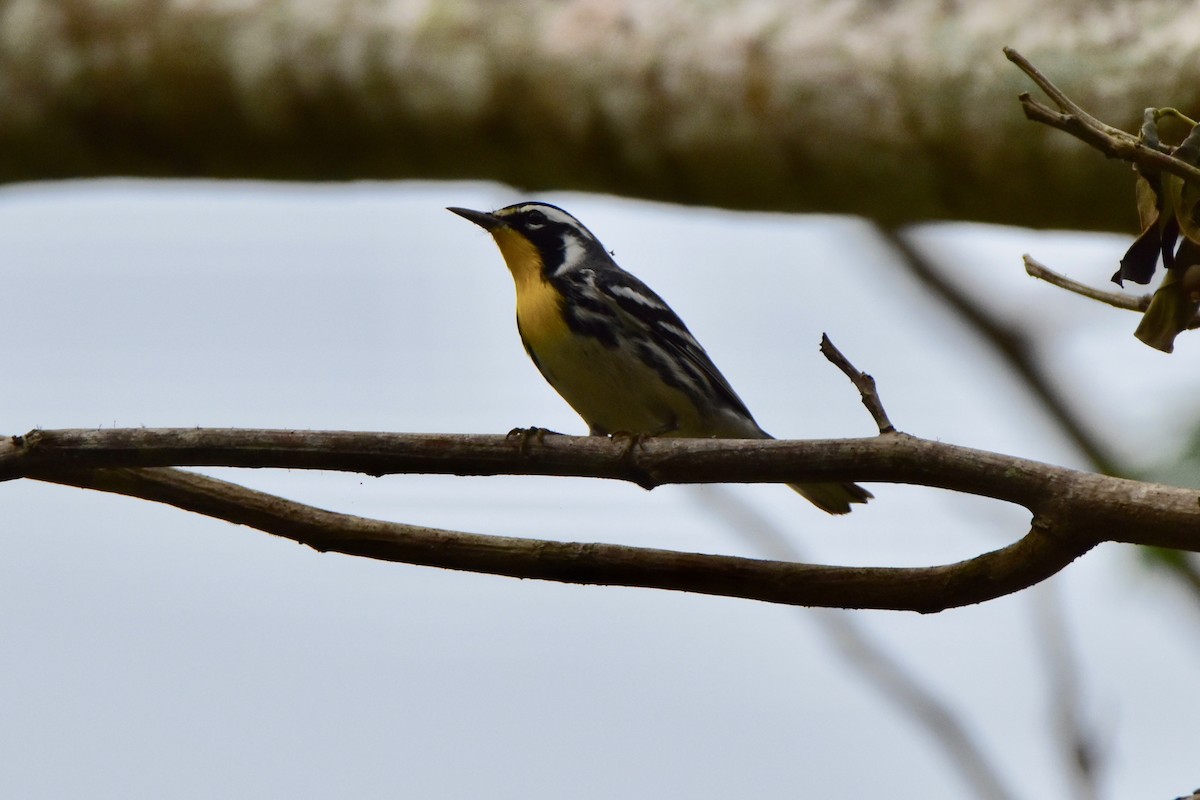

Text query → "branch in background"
[884,226,1200,638]
[11,4,1200,229]
[878,226,1124,474]
[825,296,1106,790]
[1032,585,1105,800]
[827,307,1104,792]
[695,486,1017,800]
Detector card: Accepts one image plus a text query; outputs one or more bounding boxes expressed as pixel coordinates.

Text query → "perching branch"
[3,327,1196,613]
[5,427,1199,547]
[1032,585,1106,800]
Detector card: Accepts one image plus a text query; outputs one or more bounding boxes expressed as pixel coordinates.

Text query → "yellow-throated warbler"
[449,202,871,514]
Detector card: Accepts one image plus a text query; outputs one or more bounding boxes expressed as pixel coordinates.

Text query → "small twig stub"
[819,334,896,435]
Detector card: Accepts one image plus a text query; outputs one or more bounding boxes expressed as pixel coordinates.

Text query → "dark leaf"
[1114,170,1170,286]
[1115,227,1162,286]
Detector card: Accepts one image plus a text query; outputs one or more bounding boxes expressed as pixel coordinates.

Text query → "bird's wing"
[574,268,760,426]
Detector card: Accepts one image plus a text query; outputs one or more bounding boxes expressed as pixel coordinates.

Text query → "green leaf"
[1134,265,1200,352]
[1169,123,1200,246]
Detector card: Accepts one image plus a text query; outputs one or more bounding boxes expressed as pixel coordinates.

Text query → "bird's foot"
[609,430,661,490]
[506,426,560,458]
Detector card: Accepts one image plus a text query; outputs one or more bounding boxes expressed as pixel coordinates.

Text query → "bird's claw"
[506,426,557,457]
[609,431,659,490]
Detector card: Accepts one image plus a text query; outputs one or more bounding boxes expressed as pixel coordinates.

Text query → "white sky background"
[1,180,1198,799]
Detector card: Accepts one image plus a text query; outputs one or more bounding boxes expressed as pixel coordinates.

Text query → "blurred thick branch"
[884,229,1124,474]
[5,0,1200,229]
[3,427,1200,611]
[697,486,1018,800]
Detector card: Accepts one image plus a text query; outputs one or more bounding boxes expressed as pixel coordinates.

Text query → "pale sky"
[1,180,1197,799]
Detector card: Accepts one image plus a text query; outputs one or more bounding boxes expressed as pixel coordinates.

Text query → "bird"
[448,201,871,514]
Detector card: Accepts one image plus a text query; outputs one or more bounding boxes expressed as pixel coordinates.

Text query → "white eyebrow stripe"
[510,204,597,238]
[540,206,591,231]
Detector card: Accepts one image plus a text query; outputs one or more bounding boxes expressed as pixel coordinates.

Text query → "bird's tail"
[788,481,872,515]
[741,426,871,514]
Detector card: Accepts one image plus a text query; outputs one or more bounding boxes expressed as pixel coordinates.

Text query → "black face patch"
[496,204,607,275]
[525,225,572,271]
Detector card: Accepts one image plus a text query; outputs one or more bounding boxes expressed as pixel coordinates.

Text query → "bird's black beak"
[447,206,505,231]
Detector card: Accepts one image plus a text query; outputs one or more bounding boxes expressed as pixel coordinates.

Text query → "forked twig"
[1004,48,1123,137]
[1005,47,1200,188]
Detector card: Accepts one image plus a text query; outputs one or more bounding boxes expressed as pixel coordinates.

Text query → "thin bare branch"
[1024,254,1149,312]
[819,334,897,434]
[1024,254,1200,330]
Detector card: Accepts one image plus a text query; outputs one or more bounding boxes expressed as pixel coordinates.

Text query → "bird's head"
[448,202,611,282]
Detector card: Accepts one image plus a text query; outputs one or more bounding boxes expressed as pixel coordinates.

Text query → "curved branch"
[34,464,1093,613]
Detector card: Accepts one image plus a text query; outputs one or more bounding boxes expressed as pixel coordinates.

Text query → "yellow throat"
[490,227,569,343]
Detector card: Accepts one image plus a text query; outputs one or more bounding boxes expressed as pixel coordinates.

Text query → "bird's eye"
[525,209,547,227]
